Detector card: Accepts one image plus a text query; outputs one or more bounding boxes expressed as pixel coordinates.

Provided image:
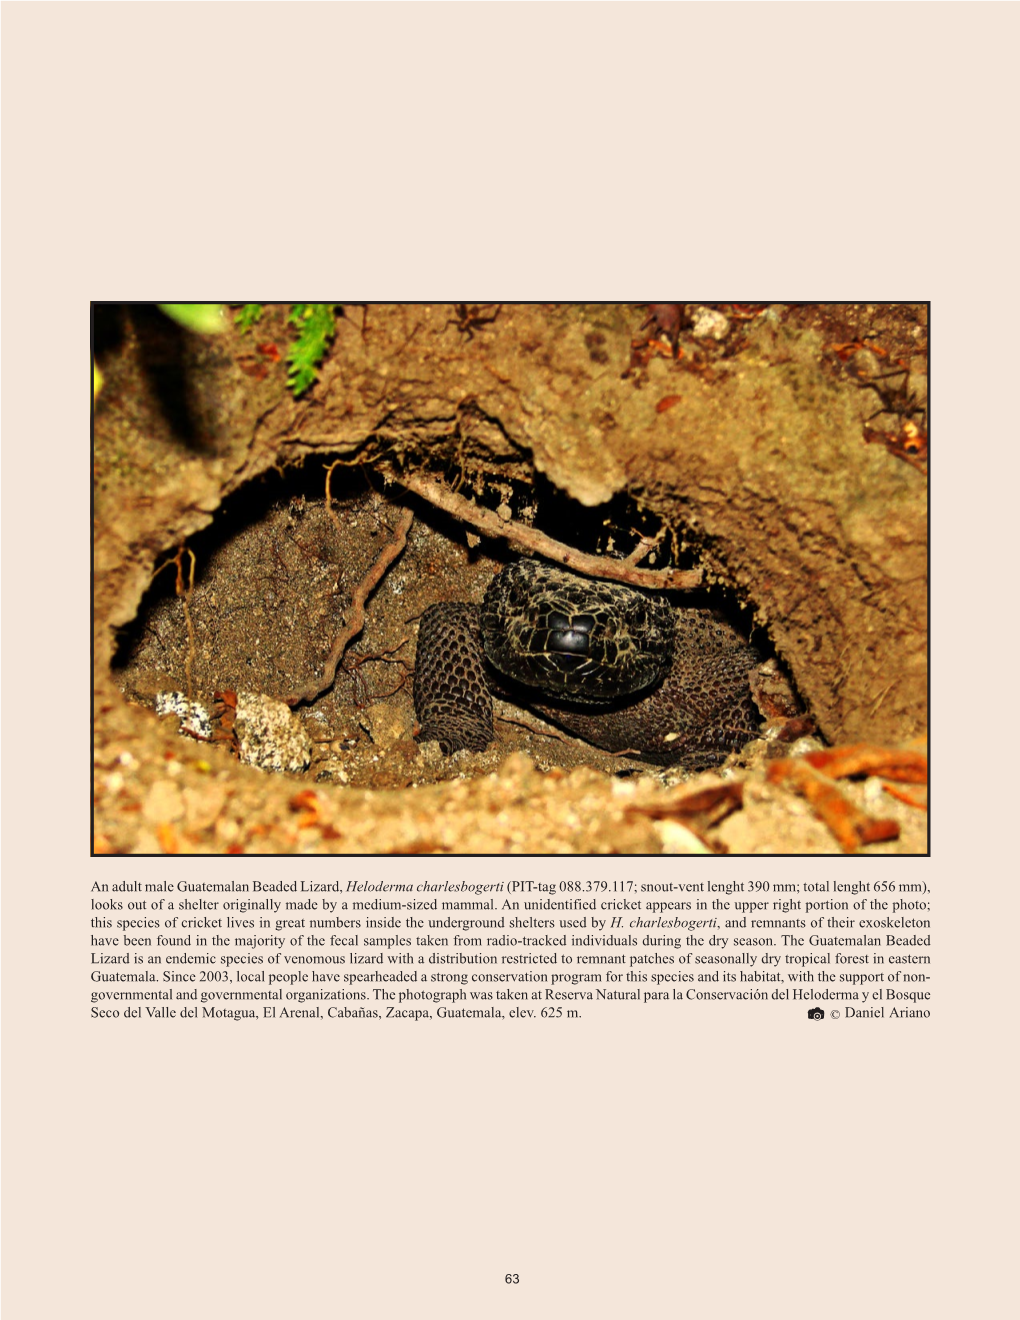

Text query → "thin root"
[172,546,197,705]
[495,714,574,744]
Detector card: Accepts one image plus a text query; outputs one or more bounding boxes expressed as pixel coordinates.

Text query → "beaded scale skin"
[413,560,763,770]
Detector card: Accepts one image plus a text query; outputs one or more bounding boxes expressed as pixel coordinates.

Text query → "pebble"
[234,693,312,773]
[850,349,882,380]
[689,306,730,340]
[154,692,212,740]
[154,689,312,774]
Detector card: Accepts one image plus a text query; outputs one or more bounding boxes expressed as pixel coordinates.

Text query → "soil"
[93,302,928,855]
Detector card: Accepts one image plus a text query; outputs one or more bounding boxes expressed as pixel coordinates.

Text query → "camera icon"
[807,1007,824,1020]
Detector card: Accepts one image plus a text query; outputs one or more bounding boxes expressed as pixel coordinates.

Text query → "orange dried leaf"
[156,823,179,854]
[801,744,927,784]
[766,759,900,853]
[882,784,928,810]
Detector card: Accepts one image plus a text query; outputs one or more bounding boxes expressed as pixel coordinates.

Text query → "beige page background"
[3,4,1014,1317]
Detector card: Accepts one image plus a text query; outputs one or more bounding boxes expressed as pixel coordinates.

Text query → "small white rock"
[234,692,312,774]
[154,692,213,740]
[154,689,312,774]
[689,306,731,340]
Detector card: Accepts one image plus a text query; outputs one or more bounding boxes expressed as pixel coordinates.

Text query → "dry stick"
[496,711,640,758]
[393,471,703,591]
[283,507,415,707]
[624,530,666,567]
[494,713,574,744]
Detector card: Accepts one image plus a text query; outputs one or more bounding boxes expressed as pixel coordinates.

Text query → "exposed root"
[323,460,346,549]
[150,546,198,703]
[393,470,703,591]
[173,547,197,705]
[624,529,667,566]
[283,507,414,707]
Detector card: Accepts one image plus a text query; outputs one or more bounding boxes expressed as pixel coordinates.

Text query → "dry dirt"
[93,302,928,855]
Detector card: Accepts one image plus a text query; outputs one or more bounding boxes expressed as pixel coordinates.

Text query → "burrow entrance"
[112,459,786,791]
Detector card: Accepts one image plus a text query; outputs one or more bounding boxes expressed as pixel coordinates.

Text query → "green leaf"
[157,303,227,335]
[286,303,339,396]
[235,304,264,334]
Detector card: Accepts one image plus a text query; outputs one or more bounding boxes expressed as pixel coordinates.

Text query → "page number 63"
[505,1274,520,1284]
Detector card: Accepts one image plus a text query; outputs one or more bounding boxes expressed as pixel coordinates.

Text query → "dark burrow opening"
[111,457,799,789]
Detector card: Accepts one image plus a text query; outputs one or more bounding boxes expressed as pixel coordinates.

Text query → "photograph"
[93,301,928,855]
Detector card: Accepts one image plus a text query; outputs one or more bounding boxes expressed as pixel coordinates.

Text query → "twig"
[495,713,574,743]
[283,507,414,707]
[624,530,666,566]
[393,470,702,591]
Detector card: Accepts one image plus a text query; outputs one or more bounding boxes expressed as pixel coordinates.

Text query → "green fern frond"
[286,303,339,396]
[235,304,264,334]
